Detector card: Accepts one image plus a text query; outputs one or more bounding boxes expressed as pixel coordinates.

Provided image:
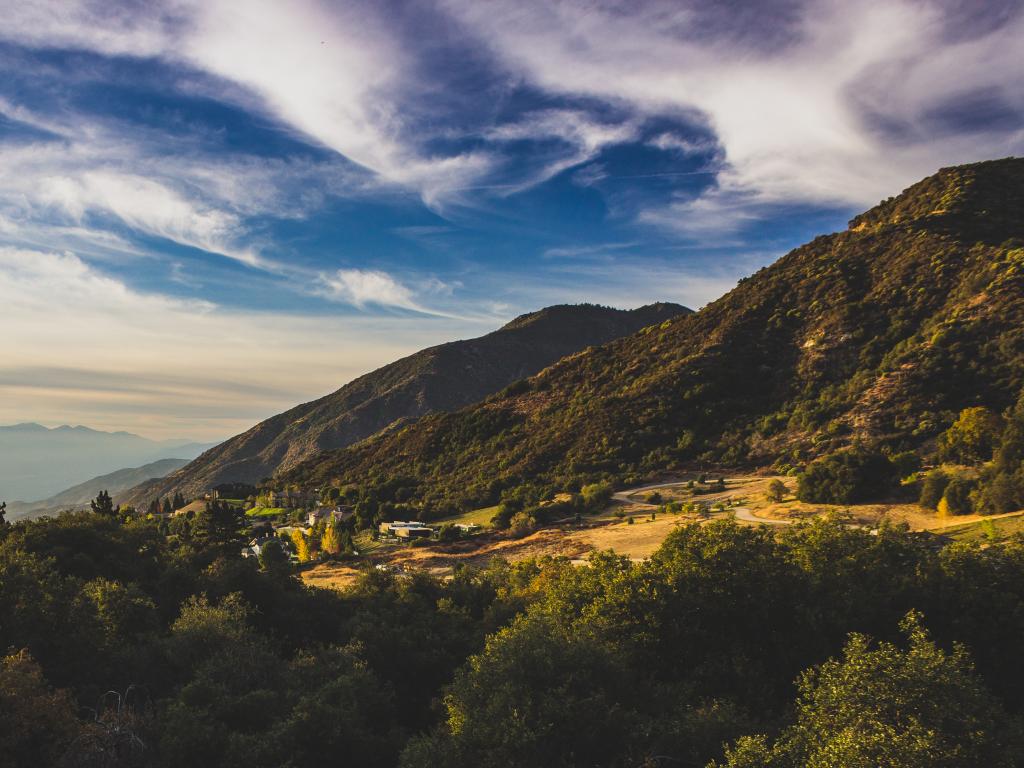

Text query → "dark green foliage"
[713,614,1020,768]
[282,159,1024,514]
[890,450,922,478]
[940,477,976,516]
[0,651,82,767]
[90,489,118,517]
[766,479,787,503]
[6,513,1024,766]
[938,407,1003,464]
[257,539,290,574]
[797,447,897,504]
[403,519,1024,767]
[971,390,1024,513]
[193,500,246,555]
[919,469,950,509]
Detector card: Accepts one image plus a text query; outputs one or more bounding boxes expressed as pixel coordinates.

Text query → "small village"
[157,485,482,566]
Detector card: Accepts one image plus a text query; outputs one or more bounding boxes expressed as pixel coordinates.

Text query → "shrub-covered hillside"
[126,302,687,506]
[281,158,1024,513]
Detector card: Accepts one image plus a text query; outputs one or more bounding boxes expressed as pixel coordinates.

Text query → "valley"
[300,471,1008,591]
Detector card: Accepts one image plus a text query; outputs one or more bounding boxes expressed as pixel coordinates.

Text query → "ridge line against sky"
[1,0,1022,439]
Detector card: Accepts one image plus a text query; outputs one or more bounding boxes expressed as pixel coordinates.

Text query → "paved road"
[731,506,793,526]
[612,480,693,506]
[613,480,794,526]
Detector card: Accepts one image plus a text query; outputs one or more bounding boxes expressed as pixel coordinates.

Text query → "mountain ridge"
[7,458,190,521]
[0,423,215,502]
[124,302,689,504]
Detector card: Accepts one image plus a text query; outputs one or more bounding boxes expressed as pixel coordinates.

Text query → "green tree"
[508,510,536,538]
[713,613,1021,768]
[765,479,787,503]
[402,616,635,768]
[938,477,975,516]
[797,448,897,504]
[918,469,950,510]
[0,651,81,767]
[581,481,613,510]
[90,489,118,517]
[938,407,1002,465]
[194,500,246,554]
[258,539,291,575]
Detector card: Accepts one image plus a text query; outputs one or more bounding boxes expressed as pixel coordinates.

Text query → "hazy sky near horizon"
[2,0,1023,440]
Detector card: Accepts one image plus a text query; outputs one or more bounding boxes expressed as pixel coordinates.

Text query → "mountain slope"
[7,458,189,521]
[0,423,214,502]
[280,158,1024,514]
[127,303,688,503]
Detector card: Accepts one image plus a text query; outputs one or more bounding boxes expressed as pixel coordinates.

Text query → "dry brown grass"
[301,473,1016,592]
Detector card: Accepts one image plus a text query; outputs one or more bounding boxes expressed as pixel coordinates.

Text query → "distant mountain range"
[276,158,1024,512]
[0,423,214,502]
[123,302,689,505]
[6,458,190,521]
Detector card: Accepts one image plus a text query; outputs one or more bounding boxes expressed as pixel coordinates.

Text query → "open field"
[434,505,499,528]
[301,472,1024,591]
[929,511,1024,542]
[246,506,287,518]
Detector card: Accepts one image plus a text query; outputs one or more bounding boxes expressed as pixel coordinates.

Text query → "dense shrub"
[919,469,951,509]
[797,448,898,504]
[938,477,976,516]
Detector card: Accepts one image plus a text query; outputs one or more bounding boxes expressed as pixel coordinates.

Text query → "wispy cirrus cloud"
[313,268,464,318]
[442,0,1024,229]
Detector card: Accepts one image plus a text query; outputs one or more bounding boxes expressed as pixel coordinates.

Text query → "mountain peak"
[849,156,1024,238]
[500,302,689,332]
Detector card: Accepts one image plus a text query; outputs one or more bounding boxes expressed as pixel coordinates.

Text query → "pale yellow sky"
[0,247,490,441]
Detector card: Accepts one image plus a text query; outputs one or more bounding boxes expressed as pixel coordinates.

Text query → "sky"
[1,0,1023,440]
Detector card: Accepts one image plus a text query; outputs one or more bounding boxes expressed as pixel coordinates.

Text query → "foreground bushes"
[5,513,1024,767]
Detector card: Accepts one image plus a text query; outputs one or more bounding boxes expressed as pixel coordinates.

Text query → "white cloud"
[4,0,1023,217]
[168,0,497,209]
[314,268,457,316]
[0,247,487,439]
[442,0,1024,210]
[480,108,639,193]
[37,170,261,267]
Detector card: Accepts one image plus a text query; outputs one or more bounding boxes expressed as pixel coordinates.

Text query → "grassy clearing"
[246,507,287,518]
[434,505,499,528]
[353,529,384,554]
[933,512,1024,543]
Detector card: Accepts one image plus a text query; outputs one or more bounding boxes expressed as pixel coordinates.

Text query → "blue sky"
[1,0,1023,440]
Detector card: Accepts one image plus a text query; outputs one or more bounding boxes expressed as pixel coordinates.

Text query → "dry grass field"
[301,472,1024,591]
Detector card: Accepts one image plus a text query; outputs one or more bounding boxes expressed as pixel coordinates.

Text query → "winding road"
[612,479,793,526]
